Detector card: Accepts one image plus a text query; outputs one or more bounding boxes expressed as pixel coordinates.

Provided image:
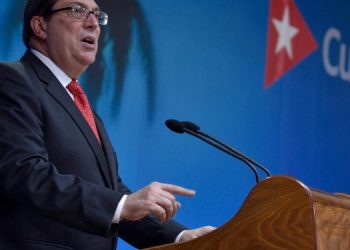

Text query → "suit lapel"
[21,51,113,188]
[94,116,118,189]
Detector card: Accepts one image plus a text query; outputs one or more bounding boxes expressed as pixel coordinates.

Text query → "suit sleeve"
[119,216,187,249]
[0,63,123,237]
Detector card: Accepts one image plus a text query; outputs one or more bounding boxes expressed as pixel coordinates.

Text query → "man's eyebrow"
[69,2,100,11]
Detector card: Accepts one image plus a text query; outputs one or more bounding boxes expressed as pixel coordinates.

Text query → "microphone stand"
[183,127,261,183]
[182,121,271,178]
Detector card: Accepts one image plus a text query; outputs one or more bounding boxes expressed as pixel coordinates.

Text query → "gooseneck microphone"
[182,121,271,178]
[165,119,269,183]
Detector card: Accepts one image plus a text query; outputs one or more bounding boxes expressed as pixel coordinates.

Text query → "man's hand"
[121,182,195,223]
[179,226,216,242]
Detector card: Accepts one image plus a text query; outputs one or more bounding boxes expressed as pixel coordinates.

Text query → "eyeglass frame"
[48,5,108,26]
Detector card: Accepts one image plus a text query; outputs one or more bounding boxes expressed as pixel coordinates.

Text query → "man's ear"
[30,16,47,40]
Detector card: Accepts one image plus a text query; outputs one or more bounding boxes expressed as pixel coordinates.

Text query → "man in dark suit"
[0,0,214,249]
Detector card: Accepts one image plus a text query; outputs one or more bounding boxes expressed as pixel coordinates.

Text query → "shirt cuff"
[112,194,128,224]
[175,230,187,243]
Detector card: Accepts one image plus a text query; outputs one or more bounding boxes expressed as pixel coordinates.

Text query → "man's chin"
[79,54,97,66]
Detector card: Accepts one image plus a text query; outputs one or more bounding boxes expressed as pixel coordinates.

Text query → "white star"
[272,7,299,59]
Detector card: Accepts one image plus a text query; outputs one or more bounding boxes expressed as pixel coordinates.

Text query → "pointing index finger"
[161,183,196,196]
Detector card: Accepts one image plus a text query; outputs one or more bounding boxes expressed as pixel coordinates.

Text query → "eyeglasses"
[49,5,108,26]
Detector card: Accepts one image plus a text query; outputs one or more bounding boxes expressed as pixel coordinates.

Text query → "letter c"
[323,28,341,77]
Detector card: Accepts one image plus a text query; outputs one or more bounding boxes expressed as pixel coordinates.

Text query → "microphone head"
[165,119,185,134]
[182,121,200,132]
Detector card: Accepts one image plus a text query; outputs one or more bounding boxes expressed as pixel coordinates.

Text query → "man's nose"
[84,12,99,28]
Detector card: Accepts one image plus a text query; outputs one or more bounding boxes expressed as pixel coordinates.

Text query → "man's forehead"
[53,0,99,9]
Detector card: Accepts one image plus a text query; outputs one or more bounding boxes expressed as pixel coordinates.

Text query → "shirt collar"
[31,48,72,88]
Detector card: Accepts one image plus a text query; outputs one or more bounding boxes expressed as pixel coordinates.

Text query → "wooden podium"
[143,176,350,250]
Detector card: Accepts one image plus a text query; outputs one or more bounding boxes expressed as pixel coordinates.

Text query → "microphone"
[182,121,271,178]
[165,119,186,134]
[165,119,265,183]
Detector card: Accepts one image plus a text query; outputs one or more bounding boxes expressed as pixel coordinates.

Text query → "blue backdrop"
[1,1,350,249]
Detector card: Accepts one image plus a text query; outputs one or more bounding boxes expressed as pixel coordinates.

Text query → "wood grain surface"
[142,176,350,250]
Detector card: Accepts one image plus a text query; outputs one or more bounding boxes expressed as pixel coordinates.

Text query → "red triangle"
[264,0,318,88]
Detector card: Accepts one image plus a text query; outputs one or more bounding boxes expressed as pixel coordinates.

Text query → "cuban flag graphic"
[264,0,318,88]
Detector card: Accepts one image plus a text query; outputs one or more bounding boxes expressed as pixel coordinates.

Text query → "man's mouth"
[81,36,96,46]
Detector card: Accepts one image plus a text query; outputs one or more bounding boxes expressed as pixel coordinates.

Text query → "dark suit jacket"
[0,50,186,250]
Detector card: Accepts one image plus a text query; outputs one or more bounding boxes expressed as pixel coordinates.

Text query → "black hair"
[22,0,58,47]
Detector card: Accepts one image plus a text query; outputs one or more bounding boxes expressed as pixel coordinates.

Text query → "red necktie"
[67,80,101,144]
